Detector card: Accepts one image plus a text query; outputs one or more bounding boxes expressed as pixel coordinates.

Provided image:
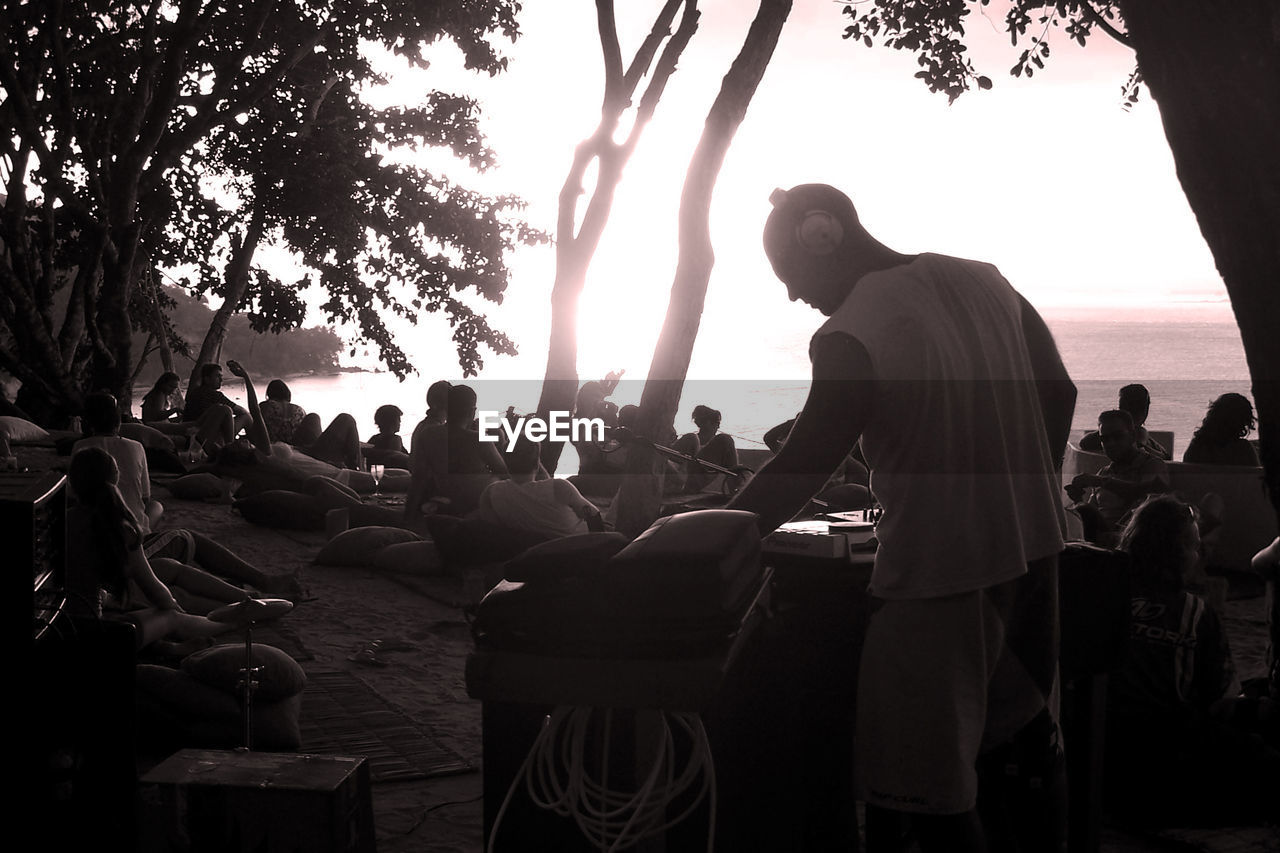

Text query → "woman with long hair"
[1183,392,1260,466]
[67,447,233,652]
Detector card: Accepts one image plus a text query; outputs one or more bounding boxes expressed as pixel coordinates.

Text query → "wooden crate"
[138,749,375,853]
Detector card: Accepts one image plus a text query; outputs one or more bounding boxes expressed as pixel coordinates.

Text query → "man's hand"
[226,359,248,379]
[1071,473,1105,489]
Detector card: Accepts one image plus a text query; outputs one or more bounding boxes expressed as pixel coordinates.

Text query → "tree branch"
[1080,0,1131,46]
[622,0,685,94]
[595,0,626,114]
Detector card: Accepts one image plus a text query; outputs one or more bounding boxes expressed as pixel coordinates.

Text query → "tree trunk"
[143,265,174,375]
[614,0,793,537]
[92,221,143,406]
[188,205,267,388]
[1119,0,1280,522]
[535,0,698,474]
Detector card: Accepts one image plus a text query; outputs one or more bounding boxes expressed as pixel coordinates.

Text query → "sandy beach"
[18,440,1277,852]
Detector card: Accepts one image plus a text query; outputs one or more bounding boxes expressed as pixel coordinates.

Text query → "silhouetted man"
[729,184,1076,853]
[1079,383,1170,459]
[1067,408,1170,544]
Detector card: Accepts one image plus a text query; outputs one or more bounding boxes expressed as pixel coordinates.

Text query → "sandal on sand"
[347,647,388,667]
[369,637,415,652]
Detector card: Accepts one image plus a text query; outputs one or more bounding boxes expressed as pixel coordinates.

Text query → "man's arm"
[225,360,271,453]
[1073,459,1170,504]
[728,333,875,534]
[1019,294,1076,471]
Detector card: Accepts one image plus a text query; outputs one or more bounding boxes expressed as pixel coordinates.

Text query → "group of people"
[1066,386,1262,548]
[65,378,303,658]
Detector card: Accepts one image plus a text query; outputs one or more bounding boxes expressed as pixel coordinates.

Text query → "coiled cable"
[488,706,716,853]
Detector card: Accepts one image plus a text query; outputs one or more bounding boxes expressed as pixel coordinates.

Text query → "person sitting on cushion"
[479,431,604,539]
[75,391,165,533]
[404,384,508,524]
[409,379,452,457]
[363,404,411,469]
[140,372,184,425]
[183,362,253,437]
[64,447,236,654]
[202,360,367,494]
[1065,409,1171,545]
[258,379,308,444]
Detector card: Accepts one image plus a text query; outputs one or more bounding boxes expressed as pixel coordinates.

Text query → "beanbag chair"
[379,467,411,493]
[372,540,445,575]
[503,532,630,583]
[347,503,407,529]
[135,664,302,751]
[425,515,549,567]
[302,475,362,509]
[119,421,176,451]
[167,472,225,500]
[315,525,423,567]
[233,490,327,530]
[182,642,308,702]
[0,415,49,443]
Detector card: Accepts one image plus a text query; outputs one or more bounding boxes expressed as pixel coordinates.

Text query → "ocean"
[214,304,1253,474]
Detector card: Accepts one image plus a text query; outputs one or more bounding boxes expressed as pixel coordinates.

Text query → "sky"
[355,0,1227,384]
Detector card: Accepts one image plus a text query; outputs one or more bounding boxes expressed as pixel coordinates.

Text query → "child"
[364,404,410,467]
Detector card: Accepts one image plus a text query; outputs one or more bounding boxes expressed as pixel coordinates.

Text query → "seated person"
[478,432,604,539]
[574,371,624,426]
[409,379,452,456]
[404,384,508,523]
[672,404,738,493]
[183,362,252,437]
[363,404,411,468]
[140,372,184,425]
[1183,392,1261,467]
[257,378,361,467]
[75,391,164,532]
[1065,409,1170,545]
[139,370,236,449]
[572,403,636,494]
[258,379,308,444]
[203,360,366,494]
[1079,383,1171,459]
[64,447,236,654]
[1106,495,1279,825]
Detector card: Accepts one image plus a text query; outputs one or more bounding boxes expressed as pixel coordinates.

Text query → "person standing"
[728,184,1076,852]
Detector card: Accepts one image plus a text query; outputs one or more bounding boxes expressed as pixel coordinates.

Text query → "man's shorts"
[144,528,196,563]
[855,554,1059,815]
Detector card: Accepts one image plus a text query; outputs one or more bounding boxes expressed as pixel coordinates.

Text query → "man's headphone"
[769,187,845,256]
